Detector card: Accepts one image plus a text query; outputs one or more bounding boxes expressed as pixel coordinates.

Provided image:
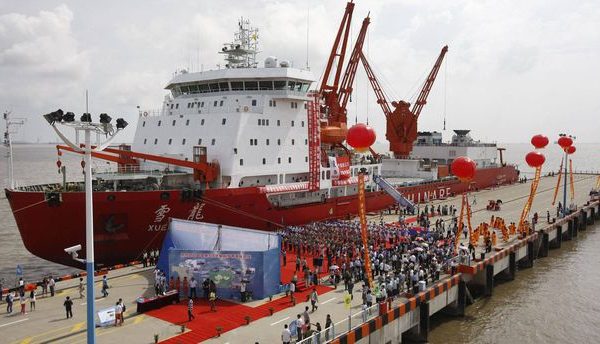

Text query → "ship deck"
[1,173,598,343]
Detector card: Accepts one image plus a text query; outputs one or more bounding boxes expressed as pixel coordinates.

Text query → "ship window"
[170,104,174,109]
[213,101,218,107]
[168,138,172,145]
[277,139,281,145]
[259,81,273,90]
[326,170,331,179]
[301,121,305,127]
[288,157,292,163]
[292,139,295,145]
[305,139,308,145]
[322,171,325,179]
[262,158,266,165]
[250,139,253,146]
[274,80,286,90]
[305,156,308,162]
[186,119,190,126]
[291,120,295,127]
[201,119,205,125]
[219,82,229,91]
[304,102,307,109]
[142,121,146,127]
[189,85,199,93]
[158,120,162,127]
[252,99,257,106]
[222,118,226,125]
[172,120,176,126]
[240,159,244,166]
[180,138,185,145]
[234,148,237,154]
[154,138,158,144]
[266,119,269,126]
[219,100,224,107]
[176,103,179,109]
[199,84,209,93]
[200,101,205,107]
[257,119,261,126]
[287,81,295,91]
[244,81,258,90]
[295,83,303,92]
[231,81,243,91]
[301,83,310,92]
[278,157,281,164]
[211,139,216,145]
[180,86,190,93]
[266,139,270,145]
[269,100,277,107]
[277,120,280,126]
[198,138,202,145]
[144,138,147,144]
[209,83,220,92]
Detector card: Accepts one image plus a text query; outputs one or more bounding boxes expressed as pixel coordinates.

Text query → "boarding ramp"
[373,174,415,211]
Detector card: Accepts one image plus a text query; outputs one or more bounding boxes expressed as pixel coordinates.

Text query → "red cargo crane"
[361,46,448,158]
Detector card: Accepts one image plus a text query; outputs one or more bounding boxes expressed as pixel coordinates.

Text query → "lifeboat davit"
[321,124,347,144]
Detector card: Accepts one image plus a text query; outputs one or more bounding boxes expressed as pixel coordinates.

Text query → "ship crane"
[361,45,448,158]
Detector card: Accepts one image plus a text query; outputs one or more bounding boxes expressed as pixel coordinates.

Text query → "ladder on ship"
[373,175,414,211]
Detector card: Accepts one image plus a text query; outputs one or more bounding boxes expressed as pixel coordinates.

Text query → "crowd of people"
[280,218,459,304]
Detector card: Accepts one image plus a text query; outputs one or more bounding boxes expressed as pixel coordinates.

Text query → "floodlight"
[80,113,92,122]
[116,118,128,129]
[99,113,112,124]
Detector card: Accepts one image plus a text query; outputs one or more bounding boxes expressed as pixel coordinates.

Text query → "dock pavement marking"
[19,338,32,344]
[270,316,290,326]
[0,318,29,328]
[133,315,145,324]
[69,322,85,333]
[321,297,337,304]
[128,274,141,280]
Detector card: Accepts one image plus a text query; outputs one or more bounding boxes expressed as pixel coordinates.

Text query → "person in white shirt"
[295,314,304,341]
[281,324,292,344]
[114,302,123,326]
[189,277,198,299]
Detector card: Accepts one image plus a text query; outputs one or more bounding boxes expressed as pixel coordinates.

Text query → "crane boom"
[360,51,392,117]
[411,45,448,119]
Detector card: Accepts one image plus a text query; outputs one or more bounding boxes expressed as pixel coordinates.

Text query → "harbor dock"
[1,173,598,344]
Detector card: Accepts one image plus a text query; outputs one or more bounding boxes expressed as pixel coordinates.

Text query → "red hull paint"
[5,166,517,268]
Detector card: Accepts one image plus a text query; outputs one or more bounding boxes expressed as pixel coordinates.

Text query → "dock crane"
[361,45,448,158]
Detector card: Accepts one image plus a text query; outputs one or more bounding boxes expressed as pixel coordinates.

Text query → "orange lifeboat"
[321,123,347,144]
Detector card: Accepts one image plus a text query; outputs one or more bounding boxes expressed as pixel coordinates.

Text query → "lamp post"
[44,109,127,344]
[557,134,574,218]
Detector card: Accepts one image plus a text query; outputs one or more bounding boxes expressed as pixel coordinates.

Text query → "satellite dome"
[264,56,278,68]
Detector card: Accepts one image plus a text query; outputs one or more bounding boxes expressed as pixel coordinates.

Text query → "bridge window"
[288,81,295,91]
[209,83,220,92]
[274,80,286,90]
[231,81,243,91]
[244,81,258,90]
[219,82,229,91]
[259,81,273,90]
[198,84,209,93]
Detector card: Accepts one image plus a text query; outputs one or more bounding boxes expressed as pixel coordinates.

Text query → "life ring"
[243,106,249,112]
[143,112,148,117]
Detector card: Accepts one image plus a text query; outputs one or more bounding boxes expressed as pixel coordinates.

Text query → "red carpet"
[148,253,333,343]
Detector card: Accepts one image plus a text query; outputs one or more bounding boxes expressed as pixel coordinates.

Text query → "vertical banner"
[307,95,321,191]
[336,156,351,180]
[357,173,373,289]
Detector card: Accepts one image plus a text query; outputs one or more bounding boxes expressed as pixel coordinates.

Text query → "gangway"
[373,175,414,211]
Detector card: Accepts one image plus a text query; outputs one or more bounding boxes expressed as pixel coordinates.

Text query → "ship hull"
[5,165,517,268]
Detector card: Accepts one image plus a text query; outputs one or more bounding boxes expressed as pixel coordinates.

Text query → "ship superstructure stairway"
[373,175,414,211]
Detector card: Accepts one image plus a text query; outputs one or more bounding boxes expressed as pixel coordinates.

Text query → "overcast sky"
[1,0,599,145]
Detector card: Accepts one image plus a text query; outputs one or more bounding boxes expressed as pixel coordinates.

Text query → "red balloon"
[565,146,576,154]
[531,134,549,149]
[347,123,376,150]
[557,136,573,149]
[451,156,477,182]
[525,151,545,168]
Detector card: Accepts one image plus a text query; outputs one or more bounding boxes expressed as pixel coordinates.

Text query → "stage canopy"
[158,219,280,301]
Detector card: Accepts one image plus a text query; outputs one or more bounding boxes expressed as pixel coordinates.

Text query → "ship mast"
[219,17,259,68]
[3,111,26,190]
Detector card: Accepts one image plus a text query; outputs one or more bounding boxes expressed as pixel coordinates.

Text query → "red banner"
[336,156,350,180]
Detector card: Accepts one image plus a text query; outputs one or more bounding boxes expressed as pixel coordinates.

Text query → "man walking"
[281,324,291,344]
[102,275,109,297]
[6,291,14,314]
[64,296,73,319]
[310,288,319,312]
[49,276,55,297]
[78,277,85,299]
[187,299,195,321]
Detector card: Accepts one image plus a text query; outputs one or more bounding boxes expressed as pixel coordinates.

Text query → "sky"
[1,0,599,145]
